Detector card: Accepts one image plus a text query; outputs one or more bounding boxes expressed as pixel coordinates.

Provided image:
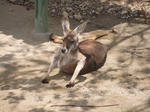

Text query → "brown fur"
[61,39,107,75]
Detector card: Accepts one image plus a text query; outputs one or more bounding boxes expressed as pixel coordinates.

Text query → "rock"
[68,15,72,18]
[74,14,82,21]
[66,7,72,12]
[121,9,128,15]
[107,8,114,14]
[8,0,16,2]
[131,10,140,17]
[24,1,30,5]
[80,19,84,23]
[139,14,145,18]
[97,7,104,12]
[51,9,56,13]
[29,0,35,2]
[92,16,96,18]
[135,18,145,23]
[145,18,150,25]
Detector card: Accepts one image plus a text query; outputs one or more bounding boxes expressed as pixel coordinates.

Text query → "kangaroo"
[42,13,107,88]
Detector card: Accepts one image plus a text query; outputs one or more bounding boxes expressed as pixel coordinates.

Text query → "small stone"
[29,0,35,3]
[8,0,16,2]
[66,7,72,11]
[121,9,128,15]
[92,16,96,18]
[51,9,56,13]
[145,19,150,25]
[140,14,145,18]
[95,11,99,15]
[74,14,82,20]
[131,10,140,17]
[80,19,84,23]
[97,7,103,12]
[69,15,73,19]
[24,1,29,5]
[107,8,114,14]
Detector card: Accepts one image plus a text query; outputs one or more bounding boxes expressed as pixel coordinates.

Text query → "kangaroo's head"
[61,12,88,54]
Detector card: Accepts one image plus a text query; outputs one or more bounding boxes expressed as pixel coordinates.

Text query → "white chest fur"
[58,52,78,69]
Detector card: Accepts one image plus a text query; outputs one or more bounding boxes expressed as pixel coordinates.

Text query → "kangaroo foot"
[66,82,75,88]
[41,77,50,84]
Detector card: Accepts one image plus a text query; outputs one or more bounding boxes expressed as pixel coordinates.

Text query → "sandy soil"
[0,0,150,112]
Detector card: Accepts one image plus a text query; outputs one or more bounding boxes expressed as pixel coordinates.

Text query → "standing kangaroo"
[42,13,107,88]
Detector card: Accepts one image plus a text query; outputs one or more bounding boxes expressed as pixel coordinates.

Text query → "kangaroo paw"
[66,82,75,88]
[41,77,50,84]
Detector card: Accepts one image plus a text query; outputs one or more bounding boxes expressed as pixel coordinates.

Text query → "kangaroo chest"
[59,53,78,71]
[57,40,107,75]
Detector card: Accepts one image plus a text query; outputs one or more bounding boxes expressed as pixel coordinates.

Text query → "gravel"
[8,0,150,21]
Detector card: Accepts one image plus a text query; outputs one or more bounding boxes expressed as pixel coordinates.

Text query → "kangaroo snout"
[61,48,67,53]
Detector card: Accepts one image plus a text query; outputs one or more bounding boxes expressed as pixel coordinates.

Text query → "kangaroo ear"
[61,12,70,36]
[73,20,89,38]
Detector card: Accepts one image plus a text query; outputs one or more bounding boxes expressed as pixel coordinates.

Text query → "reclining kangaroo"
[42,13,107,88]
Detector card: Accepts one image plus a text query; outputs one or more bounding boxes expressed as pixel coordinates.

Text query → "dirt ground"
[0,0,150,112]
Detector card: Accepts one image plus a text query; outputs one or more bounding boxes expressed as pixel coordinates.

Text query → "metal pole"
[35,0,48,33]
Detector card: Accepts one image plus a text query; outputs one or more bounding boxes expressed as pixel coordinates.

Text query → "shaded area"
[29,108,54,112]
[2,92,25,104]
[125,97,150,112]
[108,26,150,50]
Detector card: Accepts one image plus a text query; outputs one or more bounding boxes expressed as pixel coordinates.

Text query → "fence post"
[34,0,48,33]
